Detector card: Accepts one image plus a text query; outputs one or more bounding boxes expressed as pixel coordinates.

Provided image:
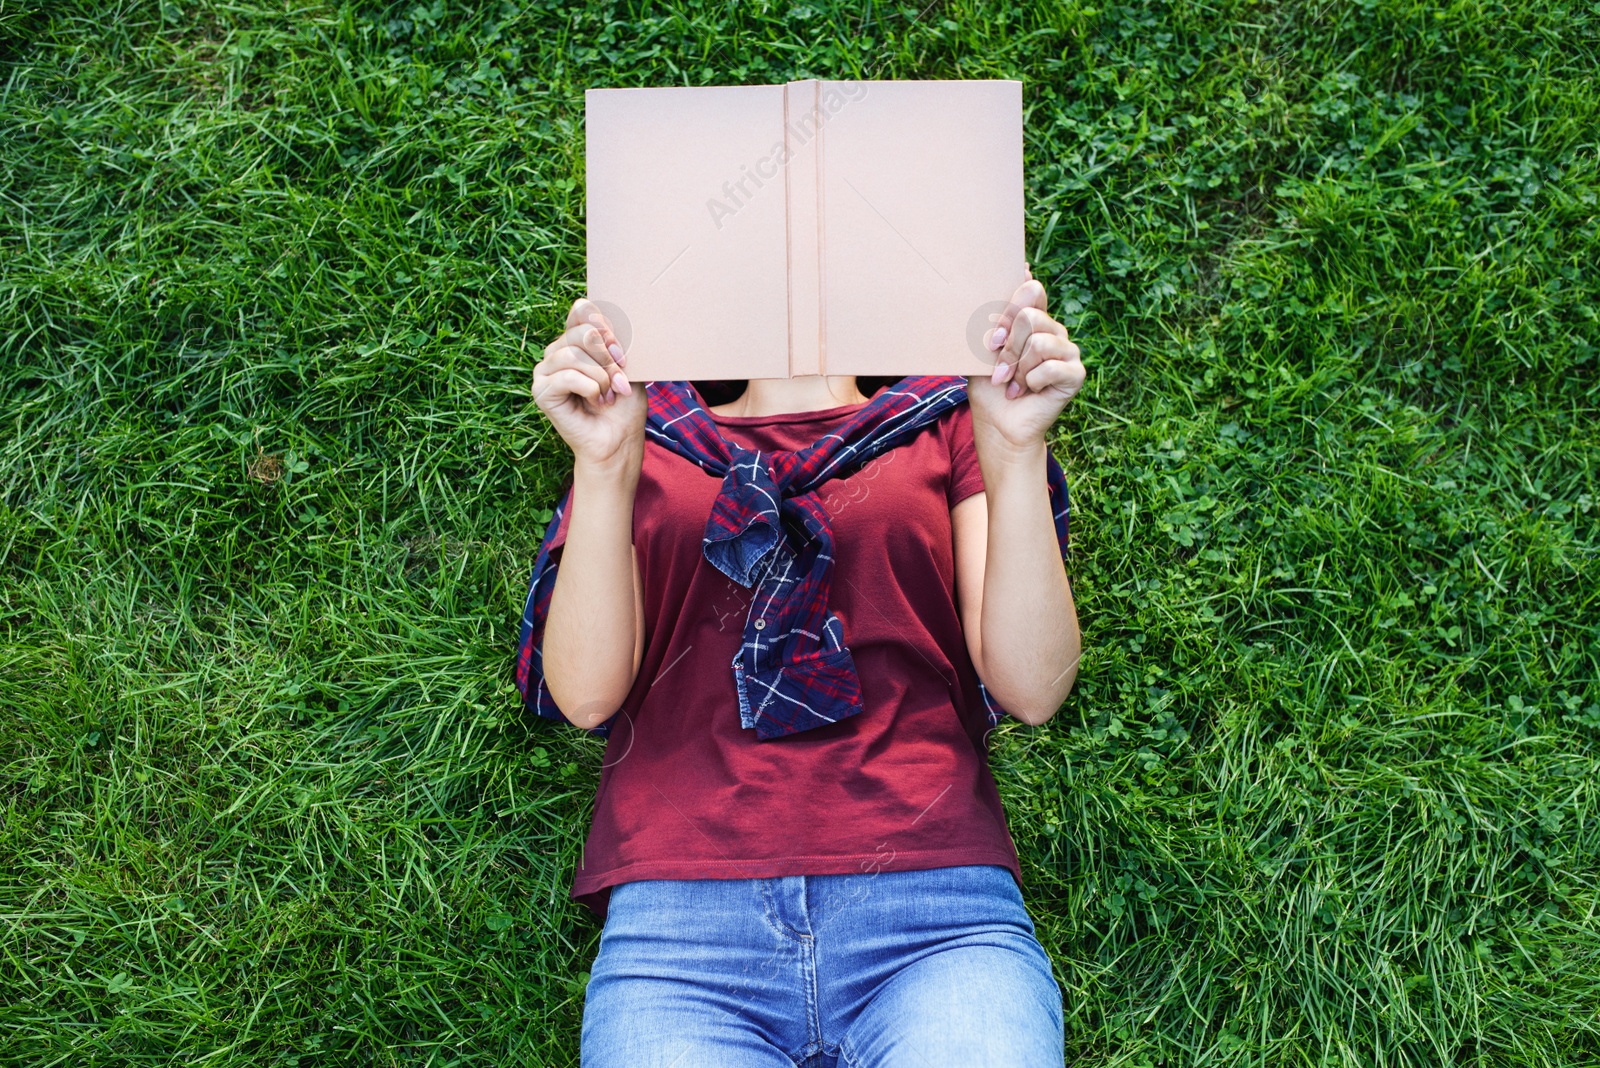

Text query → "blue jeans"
[580,864,1065,1067]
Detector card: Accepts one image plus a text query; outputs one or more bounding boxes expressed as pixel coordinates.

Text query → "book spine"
[784,79,823,377]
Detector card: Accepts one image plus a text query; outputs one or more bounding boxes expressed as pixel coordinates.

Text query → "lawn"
[2,1,1597,1064]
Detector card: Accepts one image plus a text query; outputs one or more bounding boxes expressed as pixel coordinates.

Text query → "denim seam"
[793,935,825,1066]
[797,878,828,1064]
[760,878,815,944]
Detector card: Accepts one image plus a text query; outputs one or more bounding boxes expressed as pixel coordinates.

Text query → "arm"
[957,273,1087,726]
[543,459,647,728]
[532,299,649,730]
[952,465,1080,727]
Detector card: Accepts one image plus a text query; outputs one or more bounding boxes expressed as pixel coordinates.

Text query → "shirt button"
[753,618,766,630]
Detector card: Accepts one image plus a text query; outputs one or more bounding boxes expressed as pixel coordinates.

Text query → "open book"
[586,79,1026,381]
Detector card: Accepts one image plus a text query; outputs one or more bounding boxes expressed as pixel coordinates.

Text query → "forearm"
[976,439,1079,724]
[543,452,641,727]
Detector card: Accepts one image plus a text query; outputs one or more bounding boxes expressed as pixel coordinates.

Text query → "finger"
[566,298,633,394]
[985,278,1048,360]
[538,344,613,402]
[557,319,631,399]
[1011,334,1088,396]
[567,298,625,368]
[995,306,1065,387]
[1011,329,1075,396]
[990,305,1038,385]
[534,366,605,409]
[1021,349,1086,400]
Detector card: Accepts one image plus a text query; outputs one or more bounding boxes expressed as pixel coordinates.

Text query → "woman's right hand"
[532,299,647,468]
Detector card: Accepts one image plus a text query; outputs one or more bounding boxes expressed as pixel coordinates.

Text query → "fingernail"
[608,343,623,361]
[1006,380,1022,399]
[612,370,631,395]
[612,347,626,368]
[988,327,1007,351]
[990,362,1007,385]
[601,388,614,405]
[997,361,1015,383]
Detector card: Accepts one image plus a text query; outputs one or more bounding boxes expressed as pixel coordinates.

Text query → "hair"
[689,377,900,408]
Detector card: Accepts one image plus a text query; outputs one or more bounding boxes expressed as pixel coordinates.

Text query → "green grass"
[2,0,1597,1064]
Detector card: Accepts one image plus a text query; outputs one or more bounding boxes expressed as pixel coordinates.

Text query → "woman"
[521,274,1084,1067]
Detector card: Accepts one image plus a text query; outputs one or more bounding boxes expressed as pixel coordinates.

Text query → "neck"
[710,375,869,418]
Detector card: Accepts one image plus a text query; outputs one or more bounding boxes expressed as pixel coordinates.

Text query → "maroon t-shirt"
[545,397,1023,920]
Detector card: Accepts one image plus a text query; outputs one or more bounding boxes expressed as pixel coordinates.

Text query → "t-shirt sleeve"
[947,405,987,508]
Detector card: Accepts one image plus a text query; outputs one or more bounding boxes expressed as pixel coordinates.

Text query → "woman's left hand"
[966,271,1086,451]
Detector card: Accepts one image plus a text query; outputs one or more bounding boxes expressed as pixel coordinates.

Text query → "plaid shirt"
[514,376,1072,740]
